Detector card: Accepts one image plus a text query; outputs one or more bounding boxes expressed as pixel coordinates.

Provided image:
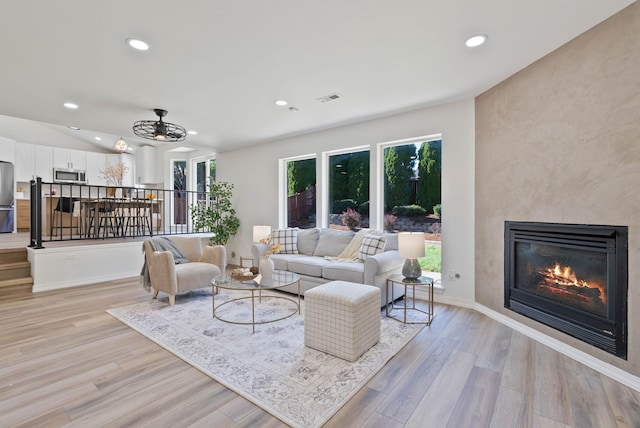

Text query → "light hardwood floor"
[1,277,639,427]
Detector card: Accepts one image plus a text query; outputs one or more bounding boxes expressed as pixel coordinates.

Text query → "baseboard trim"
[474,303,640,393]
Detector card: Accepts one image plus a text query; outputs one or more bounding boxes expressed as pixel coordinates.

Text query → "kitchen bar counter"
[42,196,163,238]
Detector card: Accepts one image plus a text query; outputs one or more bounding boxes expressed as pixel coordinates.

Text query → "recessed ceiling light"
[126,38,150,51]
[94,136,102,141]
[67,126,80,130]
[188,130,198,135]
[63,102,78,109]
[274,100,288,106]
[465,34,487,48]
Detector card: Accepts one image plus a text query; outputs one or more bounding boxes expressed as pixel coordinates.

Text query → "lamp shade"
[398,232,425,258]
[252,225,272,243]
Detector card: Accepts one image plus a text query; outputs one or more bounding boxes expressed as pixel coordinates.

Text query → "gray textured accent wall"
[475,3,640,375]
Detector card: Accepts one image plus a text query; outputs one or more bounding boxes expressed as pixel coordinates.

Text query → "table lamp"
[398,232,425,280]
[252,225,272,243]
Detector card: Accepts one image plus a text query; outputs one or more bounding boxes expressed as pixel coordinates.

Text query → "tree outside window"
[286,157,316,228]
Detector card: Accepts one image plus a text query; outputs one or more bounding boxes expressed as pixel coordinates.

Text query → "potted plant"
[190,180,240,246]
[101,161,128,196]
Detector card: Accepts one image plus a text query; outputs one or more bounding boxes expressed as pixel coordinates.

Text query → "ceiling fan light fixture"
[132,108,187,142]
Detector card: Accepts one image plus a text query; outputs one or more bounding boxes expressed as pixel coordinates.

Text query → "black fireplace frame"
[504,221,627,359]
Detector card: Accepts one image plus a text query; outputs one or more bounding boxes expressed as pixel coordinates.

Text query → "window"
[327,148,370,229]
[284,156,316,228]
[382,136,441,275]
[194,157,216,203]
[172,160,187,225]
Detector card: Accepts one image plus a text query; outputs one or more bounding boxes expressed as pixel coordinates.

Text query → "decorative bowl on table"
[230,268,259,281]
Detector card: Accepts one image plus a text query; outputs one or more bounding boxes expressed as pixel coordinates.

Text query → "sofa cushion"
[313,228,355,257]
[288,256,333,277]
[322,262,365,283]
[358,235,387,260]
[382,233,398,251]
[269,253,305,271]
[272,228,298,254]
[297,228,319,255]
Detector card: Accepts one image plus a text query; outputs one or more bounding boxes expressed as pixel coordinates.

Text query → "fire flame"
[544,263,606,304]
[550,263,585,287]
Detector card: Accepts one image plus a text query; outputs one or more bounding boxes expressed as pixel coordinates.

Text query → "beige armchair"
[143,236,226,305]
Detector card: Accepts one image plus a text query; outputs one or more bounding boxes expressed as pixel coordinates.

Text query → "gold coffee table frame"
[211,270,301,333]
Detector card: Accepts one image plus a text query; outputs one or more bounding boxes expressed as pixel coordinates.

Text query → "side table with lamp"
[386,232,435,325]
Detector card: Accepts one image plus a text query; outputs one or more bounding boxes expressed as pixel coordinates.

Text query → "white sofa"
[251,227,405,307]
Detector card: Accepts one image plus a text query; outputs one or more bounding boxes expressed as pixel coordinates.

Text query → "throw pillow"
[272,228,299,254]
[313,228,355,257]
[357,234,387,261]
[296,228,319,255]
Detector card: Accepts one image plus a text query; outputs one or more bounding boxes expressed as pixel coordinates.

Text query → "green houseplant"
[190,180,240,246]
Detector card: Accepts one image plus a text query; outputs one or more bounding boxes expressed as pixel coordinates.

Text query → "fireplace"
[504,221,627,358]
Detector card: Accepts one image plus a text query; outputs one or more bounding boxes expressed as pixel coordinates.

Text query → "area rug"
[107,289,424,428]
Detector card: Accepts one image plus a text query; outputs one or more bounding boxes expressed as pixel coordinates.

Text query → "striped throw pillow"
[272,228,299,254]
[357,235,386,260]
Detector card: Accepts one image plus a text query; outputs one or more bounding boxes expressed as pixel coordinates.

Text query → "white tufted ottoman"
[304,281,380,362]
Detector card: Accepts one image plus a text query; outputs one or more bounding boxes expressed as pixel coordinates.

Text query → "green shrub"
[392,204,427,217]
[332,199,358,214]
[433,204,441,219]
[357,201,370,215]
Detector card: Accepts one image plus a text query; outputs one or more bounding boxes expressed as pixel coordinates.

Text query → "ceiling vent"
[317,93,341,103]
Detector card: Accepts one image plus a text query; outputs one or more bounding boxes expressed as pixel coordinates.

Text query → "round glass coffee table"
[211,270,300,333]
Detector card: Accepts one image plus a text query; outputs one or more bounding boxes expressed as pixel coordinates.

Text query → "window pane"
[286,157,316,228]
[328,150,369,229]
[196,161,206,202]
[382,139,441,275]
[173,160,187,225]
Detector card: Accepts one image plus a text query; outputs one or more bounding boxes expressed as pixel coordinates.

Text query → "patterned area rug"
[108,288,424,428]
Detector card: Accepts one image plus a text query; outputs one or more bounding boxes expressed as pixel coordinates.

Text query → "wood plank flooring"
[1,278,639,427]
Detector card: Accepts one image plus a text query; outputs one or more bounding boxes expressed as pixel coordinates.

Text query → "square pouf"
[304,281,381,362]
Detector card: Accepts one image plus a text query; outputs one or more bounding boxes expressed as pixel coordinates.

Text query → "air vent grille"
[317,93,341,103]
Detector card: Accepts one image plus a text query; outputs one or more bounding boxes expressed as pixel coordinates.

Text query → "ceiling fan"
[132,108,187,142]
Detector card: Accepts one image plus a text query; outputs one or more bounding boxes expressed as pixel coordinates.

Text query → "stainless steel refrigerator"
[0,161,15,233]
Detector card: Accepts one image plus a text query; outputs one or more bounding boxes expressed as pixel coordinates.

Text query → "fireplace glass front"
[505,221,627,358]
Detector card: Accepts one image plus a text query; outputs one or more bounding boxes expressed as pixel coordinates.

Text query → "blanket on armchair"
[140,237,189,291]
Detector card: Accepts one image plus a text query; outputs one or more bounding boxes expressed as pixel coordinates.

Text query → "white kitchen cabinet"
[53,148,86,170]
[15,143,35,181]
[85,152,107,186]
[135,145,158,183]
[106,153,134,187]
[0,136,15,163]
[34,145,54,182]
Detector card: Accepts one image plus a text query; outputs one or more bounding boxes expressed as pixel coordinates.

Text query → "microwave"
[53,168,87,184]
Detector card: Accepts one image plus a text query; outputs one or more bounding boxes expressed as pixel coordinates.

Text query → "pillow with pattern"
[272,228,299,254]
[357,234,386,260]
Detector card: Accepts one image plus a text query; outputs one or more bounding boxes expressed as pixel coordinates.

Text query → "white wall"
[217,99,476,305]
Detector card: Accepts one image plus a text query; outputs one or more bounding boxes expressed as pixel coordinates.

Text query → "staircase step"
[0,248,28,264]
[0,277,33,288]
[0,262,31,281]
